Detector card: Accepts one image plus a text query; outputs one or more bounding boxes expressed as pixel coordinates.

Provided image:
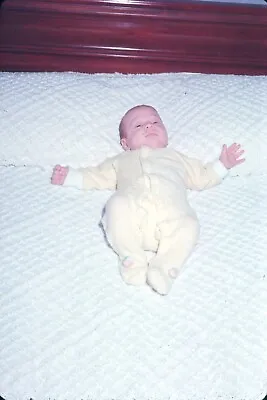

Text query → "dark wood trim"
[0,0,267,74]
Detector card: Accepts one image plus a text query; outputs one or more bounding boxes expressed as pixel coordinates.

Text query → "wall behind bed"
[0,0,267,74]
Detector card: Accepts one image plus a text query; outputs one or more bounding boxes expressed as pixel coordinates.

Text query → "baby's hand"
[219,143,245,169]
[51,165,69,185]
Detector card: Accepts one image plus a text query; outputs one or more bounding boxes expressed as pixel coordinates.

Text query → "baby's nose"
[145,121,153,128]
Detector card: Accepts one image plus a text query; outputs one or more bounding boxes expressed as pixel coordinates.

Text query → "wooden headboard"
[0,0,267,75]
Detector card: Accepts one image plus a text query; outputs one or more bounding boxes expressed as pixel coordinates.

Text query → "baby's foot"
[51,165,69,185]
[147,266,179,295]
[120,257,148,286]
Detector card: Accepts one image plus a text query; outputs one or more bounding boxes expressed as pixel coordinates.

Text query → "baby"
[51,105,245,295]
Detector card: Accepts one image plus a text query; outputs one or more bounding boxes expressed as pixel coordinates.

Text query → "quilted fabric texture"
[1,72,267,177]
[0,166,267,400]
[1,72,267,400]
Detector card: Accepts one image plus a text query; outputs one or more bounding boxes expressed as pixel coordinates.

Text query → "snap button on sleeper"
[122,257,134,268]
[168,268,178,279]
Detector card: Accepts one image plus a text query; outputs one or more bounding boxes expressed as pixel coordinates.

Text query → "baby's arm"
[181,143,245,191]
[183,157,227,191]
[51,156,118,191]
[51,165,84,188]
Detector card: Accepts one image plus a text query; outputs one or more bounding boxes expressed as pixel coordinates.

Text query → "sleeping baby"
[51,105,245,295]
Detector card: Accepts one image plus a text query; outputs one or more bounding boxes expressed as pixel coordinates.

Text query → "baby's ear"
[120,138,129,151]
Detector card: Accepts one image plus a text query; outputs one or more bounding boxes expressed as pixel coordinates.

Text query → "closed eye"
[135,124,141,128]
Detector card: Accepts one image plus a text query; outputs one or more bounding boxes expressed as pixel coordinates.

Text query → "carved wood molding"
[0,0,267,74]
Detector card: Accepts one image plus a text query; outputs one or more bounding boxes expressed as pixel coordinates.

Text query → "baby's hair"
[119,104,157,139]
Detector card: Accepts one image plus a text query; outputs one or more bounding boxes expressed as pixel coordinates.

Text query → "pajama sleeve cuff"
[63,168,83,189]
[212,160,229,180]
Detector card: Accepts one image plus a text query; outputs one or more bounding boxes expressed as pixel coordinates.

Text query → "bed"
[0,1,267,400]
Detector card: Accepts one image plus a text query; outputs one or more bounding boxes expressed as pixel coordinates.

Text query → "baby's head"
[119,105,168,151]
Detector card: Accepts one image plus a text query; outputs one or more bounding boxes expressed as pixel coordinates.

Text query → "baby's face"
[120,106,168,150]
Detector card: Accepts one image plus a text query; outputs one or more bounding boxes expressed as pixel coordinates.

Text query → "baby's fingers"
[234,157,246,165]
[229,143,242,151]
[234,149,245,158]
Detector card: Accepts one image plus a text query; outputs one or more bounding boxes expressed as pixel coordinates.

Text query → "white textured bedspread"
[1,71,267,400]
[1,165,266,400]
